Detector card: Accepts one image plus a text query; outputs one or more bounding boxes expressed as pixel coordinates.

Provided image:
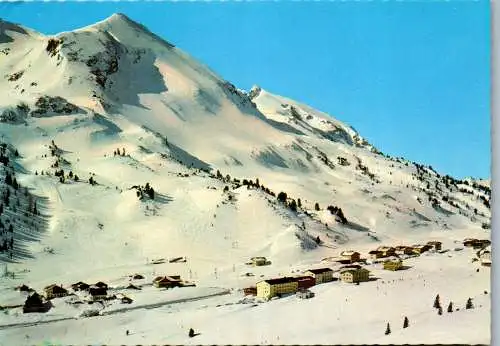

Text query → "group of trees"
[355,158,377,182]
[385,295,476,336]
[214,169,276,198]
[326,205,347,224]
[276,191,300,213]
[0,237,14,252]
[114,148,126,157]
[337,156,350,166]
[384,316,409,335]
[434,294,473,315]
[54,169,79,183]
[4,172,19,190]
[133,182,155,200]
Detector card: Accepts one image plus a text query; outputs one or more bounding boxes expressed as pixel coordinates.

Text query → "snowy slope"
[0,14,490,345]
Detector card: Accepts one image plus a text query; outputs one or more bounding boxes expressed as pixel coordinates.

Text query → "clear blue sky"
[1,1,490,179]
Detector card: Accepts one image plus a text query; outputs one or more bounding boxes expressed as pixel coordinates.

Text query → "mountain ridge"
[0,12,490,280]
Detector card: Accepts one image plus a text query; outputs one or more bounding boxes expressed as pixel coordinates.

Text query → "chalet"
[339,250,361,263]
[88,286,107,301]
[395,246,414,256]
[368,250,384,259]
[243,287,257,296]
[411,244,431,254]
[44,284,68,300]
[71,282,90,291]
[383,258,403,271]
[249,257,269,266]
[256,277,299,300]
[463,238,478,247]
[296,275,316,289]
[23,292,51,313]
[153,276,182,288]
[473,239,491,249]
[427,241,443,251]
[376,246,396,257]
[340,267,370,283]
[94,281,108,290]
[305,268,333,284]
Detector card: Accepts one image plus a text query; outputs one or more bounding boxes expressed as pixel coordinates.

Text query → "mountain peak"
[101,13,140,28]
[75,13,175,49]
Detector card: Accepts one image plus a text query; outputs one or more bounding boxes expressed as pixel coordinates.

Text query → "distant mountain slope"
[0,13,490,278]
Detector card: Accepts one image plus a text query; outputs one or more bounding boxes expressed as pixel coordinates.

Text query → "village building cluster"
[246,237,490,301]
[20,273,194,314]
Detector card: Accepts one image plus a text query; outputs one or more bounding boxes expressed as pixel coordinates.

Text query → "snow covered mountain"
[0,14,490,344]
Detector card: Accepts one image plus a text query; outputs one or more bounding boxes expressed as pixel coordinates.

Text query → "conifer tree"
[466,298,474,309]
[403,316,409,328]
[277,192,287,203]
[5,172,12,186]
[314,202,320,211]
[385,323,391,335]
[433,294,441,309]
[447,302,453,313]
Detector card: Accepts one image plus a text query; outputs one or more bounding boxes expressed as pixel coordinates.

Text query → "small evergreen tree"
[89,176,94,185]
[5,172,12,186]
[289,199,297,212]
[385,323,391,335]
[74,175,79,182]
[466,298,473,309]
[403,316,409,328]
[433,294,441,309]
[438,306,443,315]
[297,198,302,208]
[447,302,453,313]
[277,192,287,203]
[147,187,155,200]
[188,328,195,338]
[314,202,320,211]
[122,148,126,156]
